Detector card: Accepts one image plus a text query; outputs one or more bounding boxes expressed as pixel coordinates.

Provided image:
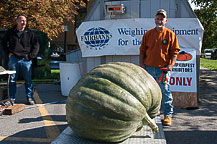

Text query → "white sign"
[170,49,197,92]
[76,18,204,57]
[76,18,203,93]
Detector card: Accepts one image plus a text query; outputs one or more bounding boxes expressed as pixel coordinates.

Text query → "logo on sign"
[176,51,192,61]
[80,27,112,50]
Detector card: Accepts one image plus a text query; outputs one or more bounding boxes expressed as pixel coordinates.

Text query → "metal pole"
[64,25,67,54]
[63,25,67,61]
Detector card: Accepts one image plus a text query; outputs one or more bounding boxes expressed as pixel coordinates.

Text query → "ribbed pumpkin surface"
[66,62,162,142]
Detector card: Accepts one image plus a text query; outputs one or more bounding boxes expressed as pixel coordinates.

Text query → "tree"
[0,0,86,39]
[190,0,217,50]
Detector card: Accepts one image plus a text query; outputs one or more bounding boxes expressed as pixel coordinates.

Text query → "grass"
[1,58,216,83]
[32,69,60,83]
[200,58,217,70]
[51,69,60,74]
[9,70,60,83]
[0,60,61,83]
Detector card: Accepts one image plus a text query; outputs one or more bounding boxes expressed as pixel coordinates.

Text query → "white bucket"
[60,62,82,96]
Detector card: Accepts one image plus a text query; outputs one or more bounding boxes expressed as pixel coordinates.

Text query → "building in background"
[50,0,94,53]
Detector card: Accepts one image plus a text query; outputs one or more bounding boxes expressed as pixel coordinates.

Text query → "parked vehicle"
[204,49,214,59]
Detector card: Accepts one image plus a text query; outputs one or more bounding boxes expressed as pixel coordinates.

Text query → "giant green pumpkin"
[66,62,162,142]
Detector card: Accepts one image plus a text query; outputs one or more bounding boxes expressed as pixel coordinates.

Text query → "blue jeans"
[145,65,173,117]
[8,56,34,100]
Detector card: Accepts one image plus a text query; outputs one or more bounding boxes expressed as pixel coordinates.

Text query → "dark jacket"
[2,25,39,60]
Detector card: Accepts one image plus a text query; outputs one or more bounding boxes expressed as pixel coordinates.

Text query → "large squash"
[66,62,162,142]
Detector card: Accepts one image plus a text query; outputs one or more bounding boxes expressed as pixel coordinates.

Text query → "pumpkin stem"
[142,113,159,133]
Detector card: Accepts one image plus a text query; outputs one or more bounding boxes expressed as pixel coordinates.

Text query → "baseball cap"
[156,9,167,18]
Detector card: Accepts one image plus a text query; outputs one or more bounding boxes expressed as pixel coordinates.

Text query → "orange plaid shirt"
[140,27,180,68]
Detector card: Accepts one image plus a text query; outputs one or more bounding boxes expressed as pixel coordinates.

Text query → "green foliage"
[0,60,60,83]
[0,0,86,39]
[34,30,50,58]
[200,58,217,70]
[191,0,217,50]
[32,58,60,79]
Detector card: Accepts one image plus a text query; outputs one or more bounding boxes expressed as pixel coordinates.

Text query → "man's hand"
[140,54,146,69]
[25,55,29,60]
[166,56,177,71]
[9,53,13,58]
[166,64,174,71]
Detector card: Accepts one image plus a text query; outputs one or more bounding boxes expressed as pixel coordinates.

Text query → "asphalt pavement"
[163,67,217,144]
[0,66,217,144]
[0,83,68,144]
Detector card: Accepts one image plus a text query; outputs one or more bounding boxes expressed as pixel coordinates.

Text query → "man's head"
[16,14,27,31]
[156,9,167,18]
[155,9,167,28]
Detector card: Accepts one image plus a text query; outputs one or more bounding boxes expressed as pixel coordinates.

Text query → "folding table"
[0,70,16,106]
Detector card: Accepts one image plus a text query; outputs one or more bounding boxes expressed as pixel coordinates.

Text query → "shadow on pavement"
[0,124,68,144]
[165,131,217,144]
[18,115,67,124]
[164,67,217,144]
[0,84,68,144]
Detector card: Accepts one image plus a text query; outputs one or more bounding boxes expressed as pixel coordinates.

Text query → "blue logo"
[81,27,112,50]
